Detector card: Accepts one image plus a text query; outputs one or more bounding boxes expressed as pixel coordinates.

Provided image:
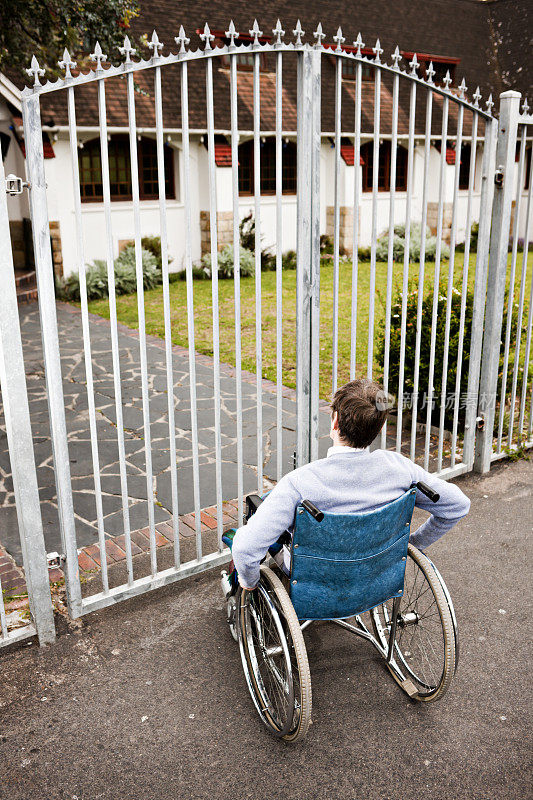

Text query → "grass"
[86,252,533,403]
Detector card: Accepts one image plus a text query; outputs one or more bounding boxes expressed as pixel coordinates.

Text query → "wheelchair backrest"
[290,488,417,621]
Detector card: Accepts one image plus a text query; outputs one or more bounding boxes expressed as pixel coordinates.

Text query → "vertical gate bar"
[253,49,263,492]
[154,64,180,566]
[350,60,362,380]
[0,150,56,643]
[230,52,244,524]
[96,78,133,584]
[381,68,399,448]
[463,116,497,469]
[396,79,417,451]
[22,92,82,617]
[275,48,283,480]
[367,66,381,378]
[181,60,203,554]
[309,46,322,462]
[424,93,449,471]
[67,86,109,592]
[508,152,533,446]
[0,577,7,639]
[206,54,224,547]
[451,111,478,467]
[126,68,157,576]
[332,55,342,394]
[518,179,533,441]
[496,125,526,451]
[296,48,312,466]
[437,103,465,471]
[410,90,434,460]
[474,91,521,473]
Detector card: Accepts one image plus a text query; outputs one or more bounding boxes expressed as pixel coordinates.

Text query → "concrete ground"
[0,457,531,800]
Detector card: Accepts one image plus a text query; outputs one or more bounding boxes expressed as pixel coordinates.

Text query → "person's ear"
[331,411,339,430]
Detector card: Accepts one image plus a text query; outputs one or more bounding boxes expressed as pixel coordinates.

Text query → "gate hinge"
[5,174,30,195]
[47,551,65,568]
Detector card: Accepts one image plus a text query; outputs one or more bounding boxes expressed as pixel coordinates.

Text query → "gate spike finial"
[472,86,482,108]
[148,30,164,60]
[485,93,494,115]
[333,27,345,53]
[118,35,136,64]
[313,23,325,47]
[443,70,453,91]
[458,77,467,99]
[293,20,305,46]
[273,20,285,46]
[249,19,263,46]
[226,20,239,48]
[58,48,76,80]
[26,55,45,87]
[391,46,402,70]
[200,23,215,51]
[522,97,530,115]
[409,53,419,76]
[425,61,436,84]
[353,33,365,57]
[90,42,107,73]
[372,38,383,64]
[174,25,190,54]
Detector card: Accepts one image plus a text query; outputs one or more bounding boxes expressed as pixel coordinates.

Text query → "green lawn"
[86,252,533,402]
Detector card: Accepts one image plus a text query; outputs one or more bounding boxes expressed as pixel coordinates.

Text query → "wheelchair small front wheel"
[237,565,312,742]
[371,544,456,702]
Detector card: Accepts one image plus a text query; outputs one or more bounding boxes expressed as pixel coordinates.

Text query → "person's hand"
[238,576,256,591]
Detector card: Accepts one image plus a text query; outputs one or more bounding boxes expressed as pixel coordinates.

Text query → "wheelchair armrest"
[415,481,440,503]
[245,494,264,522]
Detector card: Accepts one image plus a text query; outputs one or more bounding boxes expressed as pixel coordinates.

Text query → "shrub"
[239,212,275,270]
[60,246,162,301]
[456,221,479,253]
[377,282,517,431]
[282,250,297,270]
[375,223,449,263]
[140,235,173,269]
[320,235,334,255]
[201,244,255,279]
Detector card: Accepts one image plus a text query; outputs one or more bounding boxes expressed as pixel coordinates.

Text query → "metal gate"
[1,20,532,640]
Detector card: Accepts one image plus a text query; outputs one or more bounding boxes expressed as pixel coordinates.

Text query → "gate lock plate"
[494,167,504,188]
[5,174,30,195]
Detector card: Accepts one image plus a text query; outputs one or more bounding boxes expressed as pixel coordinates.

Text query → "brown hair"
[330,379,390,448]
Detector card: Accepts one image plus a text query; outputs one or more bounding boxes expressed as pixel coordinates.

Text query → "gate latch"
[5,174,30,195]
[476,415,485,431]
[494,166,504,188]
[47,551,65,568]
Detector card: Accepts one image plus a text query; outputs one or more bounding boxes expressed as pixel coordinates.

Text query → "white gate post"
[0,154,55,645]
[21,90,82,616]
[296,44,321,467]
[474,91,522,473]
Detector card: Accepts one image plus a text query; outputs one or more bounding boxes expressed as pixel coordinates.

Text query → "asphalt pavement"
[0,457,531,800]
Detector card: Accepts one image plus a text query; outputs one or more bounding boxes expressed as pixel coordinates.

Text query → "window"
[401,52,460,87]
[220,34,269,70]
[459,144,472,190]
[361,141,408,192]
[525,147,532,191]
[79,135,175,202]
[340,58,374,82]
[238,139,297,195]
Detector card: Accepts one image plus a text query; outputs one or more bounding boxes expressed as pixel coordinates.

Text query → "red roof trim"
[446,147,456,165]
[401,51,460,65]
[15,130,55,159]
[214,143,232,166]
[324,43,375,57]
[339,144,364,166]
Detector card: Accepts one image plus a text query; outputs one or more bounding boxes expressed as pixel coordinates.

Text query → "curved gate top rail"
[22,20,494,120]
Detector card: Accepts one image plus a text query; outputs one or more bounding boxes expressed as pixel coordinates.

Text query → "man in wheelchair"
[231,379,470,592]
[224,379,470,740]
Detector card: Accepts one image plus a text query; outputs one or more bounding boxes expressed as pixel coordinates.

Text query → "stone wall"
[49,220,63,278]
[325,206,358,255]
[427,202,453,243]
[200,210,234,256]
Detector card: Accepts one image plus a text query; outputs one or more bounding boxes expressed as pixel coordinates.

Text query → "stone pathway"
[0,301,331,565]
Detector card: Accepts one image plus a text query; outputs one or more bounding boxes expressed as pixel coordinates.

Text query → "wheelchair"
[221,483,459,742]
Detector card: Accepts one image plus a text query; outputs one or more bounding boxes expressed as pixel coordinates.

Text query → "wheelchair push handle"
[415,481,440,503]
[301,499,324,521]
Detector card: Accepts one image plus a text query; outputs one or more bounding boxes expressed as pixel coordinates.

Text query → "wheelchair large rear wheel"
[237,565,312,741]
[371,545,457,702]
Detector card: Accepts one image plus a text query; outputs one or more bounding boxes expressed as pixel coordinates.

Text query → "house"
[1,0,531,283]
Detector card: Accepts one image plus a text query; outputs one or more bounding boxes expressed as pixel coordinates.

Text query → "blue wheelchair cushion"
[290,489,417,621]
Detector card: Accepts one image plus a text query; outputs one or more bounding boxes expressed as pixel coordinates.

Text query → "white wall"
[0,99,29,222]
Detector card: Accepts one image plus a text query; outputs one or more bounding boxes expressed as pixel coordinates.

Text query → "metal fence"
[0,21,532,645]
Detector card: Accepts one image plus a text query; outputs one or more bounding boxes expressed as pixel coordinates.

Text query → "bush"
[456,221,479,253]
[238,211,275,270]
[282,250,297,270]
[375,223,449,263]
[201,244,255,279]
[377,282,517,431]
[60,245,162,301]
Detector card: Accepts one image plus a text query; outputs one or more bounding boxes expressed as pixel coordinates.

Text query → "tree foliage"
[0,0,140,80]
